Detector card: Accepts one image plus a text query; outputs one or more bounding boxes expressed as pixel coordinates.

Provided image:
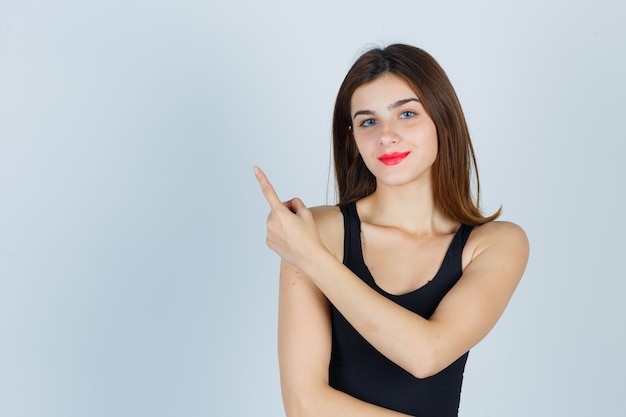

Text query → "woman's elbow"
[405,348,448,379]
[407,362,438,380]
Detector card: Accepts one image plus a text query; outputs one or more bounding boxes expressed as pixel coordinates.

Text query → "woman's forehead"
[350,74,420,112]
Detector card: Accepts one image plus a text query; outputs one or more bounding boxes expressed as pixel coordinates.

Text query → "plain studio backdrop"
[1,1,624,416]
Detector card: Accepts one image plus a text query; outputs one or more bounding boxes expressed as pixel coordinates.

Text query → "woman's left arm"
[255,167,529,379]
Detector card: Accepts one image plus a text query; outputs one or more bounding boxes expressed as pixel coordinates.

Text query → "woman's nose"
[379,122,399,145]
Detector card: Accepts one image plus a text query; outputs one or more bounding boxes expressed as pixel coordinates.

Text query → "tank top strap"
[339,202,361,265]
[436,223,474,281]
[449,224,474,259]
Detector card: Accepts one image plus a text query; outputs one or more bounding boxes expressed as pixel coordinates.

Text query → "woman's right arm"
[278,258,411,417]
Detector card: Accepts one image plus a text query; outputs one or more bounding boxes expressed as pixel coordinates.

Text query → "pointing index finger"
[253,166,283,209]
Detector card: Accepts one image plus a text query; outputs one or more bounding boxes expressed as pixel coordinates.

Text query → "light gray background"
[1,0,625,416]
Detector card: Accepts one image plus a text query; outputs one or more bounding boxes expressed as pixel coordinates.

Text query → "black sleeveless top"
[329,202,474,417]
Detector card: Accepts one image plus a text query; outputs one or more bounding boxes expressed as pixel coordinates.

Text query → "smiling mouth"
[378,151,410,166]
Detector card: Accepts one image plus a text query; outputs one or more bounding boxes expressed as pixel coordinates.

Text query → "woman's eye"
[360,118,376,127]
[400,111,415,119]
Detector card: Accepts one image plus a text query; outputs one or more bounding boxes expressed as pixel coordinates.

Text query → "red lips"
[378,151,410,166]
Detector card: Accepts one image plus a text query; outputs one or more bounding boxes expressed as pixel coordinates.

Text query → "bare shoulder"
[472,220,528,244]
[463,221,529,270]
[310,205,343,260]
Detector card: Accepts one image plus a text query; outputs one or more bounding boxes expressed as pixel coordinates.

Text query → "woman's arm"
[295,221,528,379]
[255,167,529,380]
[278,259,411,417]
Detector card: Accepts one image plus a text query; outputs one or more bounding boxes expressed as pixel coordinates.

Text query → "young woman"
[254,44,529,417]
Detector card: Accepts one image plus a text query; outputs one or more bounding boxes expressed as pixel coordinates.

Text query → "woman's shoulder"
[464,220,529,266]
[310,204,342,219]
[309,205,344,260]
[472,220,527,242]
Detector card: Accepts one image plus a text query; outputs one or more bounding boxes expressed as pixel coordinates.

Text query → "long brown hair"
[332,43,500,226]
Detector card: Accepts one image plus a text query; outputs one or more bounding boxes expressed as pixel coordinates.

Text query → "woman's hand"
[254,166,326,268]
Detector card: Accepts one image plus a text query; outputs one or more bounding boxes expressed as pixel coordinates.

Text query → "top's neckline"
[349,201,467,298]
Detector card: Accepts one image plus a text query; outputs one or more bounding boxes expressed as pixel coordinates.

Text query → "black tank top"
[329,202,474,417]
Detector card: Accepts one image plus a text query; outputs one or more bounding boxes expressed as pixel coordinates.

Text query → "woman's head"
[332,43,499,225]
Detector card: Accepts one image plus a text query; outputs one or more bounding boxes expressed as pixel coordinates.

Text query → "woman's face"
[350,74,438,189]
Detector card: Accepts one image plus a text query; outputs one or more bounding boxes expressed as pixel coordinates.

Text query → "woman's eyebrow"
[353,98,421,119]
[388,98,420,110]
[353,109,374,119]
